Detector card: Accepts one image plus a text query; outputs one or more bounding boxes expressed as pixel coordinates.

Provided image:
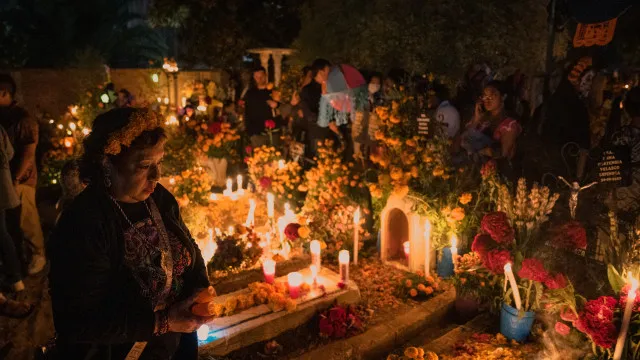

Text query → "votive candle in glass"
[288,272,302,299]
[263,259,276,284]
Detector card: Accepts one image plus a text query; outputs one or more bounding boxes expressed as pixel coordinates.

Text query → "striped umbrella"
[318,64,368,127]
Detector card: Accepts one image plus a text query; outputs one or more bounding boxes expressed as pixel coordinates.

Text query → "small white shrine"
[380,194,434,273]
[247,48,295,87]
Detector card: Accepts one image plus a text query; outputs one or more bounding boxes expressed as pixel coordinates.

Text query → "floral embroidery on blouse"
[493,118,522,141]
[123,218,192,308]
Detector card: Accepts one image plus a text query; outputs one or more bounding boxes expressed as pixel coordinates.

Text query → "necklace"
[109,196,154,237]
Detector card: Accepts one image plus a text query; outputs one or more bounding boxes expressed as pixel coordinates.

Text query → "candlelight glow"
[197,104,207,112]
[262,259,275,274]
[310,240,321,255]
[151,73,159,83]
[227,226,234,235]
[267,193,275,218]
[403,241,410,256]
[288,272,302,287]
[165,115,178,126]
[68,122,77,131]
[164,97,170,105]
[70,106,78,115]
[100,93,110,104]
[57,124,64,130]
[278,160,285,169]
[64,138,73,148]
[354,207,360,224]
[209,193,218,201]
[82,128,90,136]
[450,234,458,248]
[169,177,176,185]
[197,325,209,341]
[339,250,350,264]
[245,199,256,227]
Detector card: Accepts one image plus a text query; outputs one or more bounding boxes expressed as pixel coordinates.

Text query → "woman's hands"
[164,287,216,333]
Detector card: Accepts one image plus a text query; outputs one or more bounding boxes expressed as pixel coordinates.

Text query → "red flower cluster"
[484,250,513,274]
[544,273,568,290]
[208,122,222,135]
[259,176,272,189]
[319,305,363,339]
[518,258,549,282]
[480,160,497,179]
[549,221,587,250]
[284,223,301,241]
[574,296,618,349]
[618,283,640,312]
[481,212,515,244]
[265,119,276,130]
[245,145,253,155]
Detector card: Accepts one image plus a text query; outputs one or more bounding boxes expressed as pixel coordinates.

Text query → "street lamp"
[162,58,179,110]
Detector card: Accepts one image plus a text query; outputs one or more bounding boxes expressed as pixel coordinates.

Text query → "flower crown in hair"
[104,110,163,155]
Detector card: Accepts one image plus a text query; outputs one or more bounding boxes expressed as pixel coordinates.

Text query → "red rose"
[328,306,347,323]
[265,119,276,129]
[480,160,497,179]
[549,221,587,250]
[480,212,515,244]
[208,122,222,134]
[574,296,618,349]
[245,145,253,154]
[238,100,245,107]
[319,316,333,338]
[471,234,495,264]
[619,283,640,312]
[555,322,570,336]
[259,176,272,189]
[518,258,549,283]
[484,249,513,274]
[544,273,568,289]
[284,223,301,241]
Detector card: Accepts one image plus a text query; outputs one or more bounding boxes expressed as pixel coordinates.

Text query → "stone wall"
[5,68,226,119]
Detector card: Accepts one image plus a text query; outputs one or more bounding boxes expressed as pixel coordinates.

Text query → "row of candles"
[503,263,637,360]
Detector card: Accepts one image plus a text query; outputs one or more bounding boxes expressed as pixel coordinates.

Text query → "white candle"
[504,263,522,310]
[310,265,318,286]
[424,219,431,278]
[209,193,218,201]
[265,232,272,250]
[353,207,360,266]
[224,178,233,196]
[614,274,639,360]
[197,324,209,341]
[267,193,275,219]
[164,97,170,105]
[288,272,302,299]
[263,259,276,284]
[310,240,321,270]
[237,175,244,194]
[450,234,458,271]
[215,228,222,237]
[245,199,256,227]
[278,160,285,169]
[227,226,234,235]
[339,250,350,285]
[403,241,410,261]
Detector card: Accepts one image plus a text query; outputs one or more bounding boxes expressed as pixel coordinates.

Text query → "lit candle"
[215,228,222,237]
[278,160,285,169]
[237,175,244,195]
[164,97,170,105]
[181,96,187,107]
[169,177,176,185]
[197,324,209,341]
[310,265,318,286]
[157,97,162,103]
[228,226,234,235]
[288,272,302,299]
[209,193,218,201]
[613,273,639,360]
[504,263,522,310]
[310,240,321,270]
[262,259,276,284]
[277,216,287,242]
[224,178,233,196]
[403,241,410,261]
[265,232,272,251]
[424,219,431,278]
[267,193,275,219]
[353,207,360,266]
[450,234,458,271]
[245,199,256,227]
[339,250,350,285]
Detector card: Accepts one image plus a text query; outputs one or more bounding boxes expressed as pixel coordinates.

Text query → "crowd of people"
[0,56,639,359]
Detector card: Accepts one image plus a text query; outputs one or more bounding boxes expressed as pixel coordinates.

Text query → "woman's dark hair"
[311,58,331,77]
[484,80,506,96]
[79,108,166,185]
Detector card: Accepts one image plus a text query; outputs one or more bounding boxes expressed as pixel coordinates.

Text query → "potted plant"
[452,252,498,321]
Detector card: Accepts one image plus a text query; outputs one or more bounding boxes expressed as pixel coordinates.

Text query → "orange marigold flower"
[405,279,413,288]
[409,289,418,297]
[459,193,472,205]
[450,207,465,221]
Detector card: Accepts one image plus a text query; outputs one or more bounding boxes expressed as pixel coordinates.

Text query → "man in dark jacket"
[244,67,277,147]
[300,59,331,158]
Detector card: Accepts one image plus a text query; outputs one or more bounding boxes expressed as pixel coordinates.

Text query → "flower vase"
[499,303,535,342]
[201,157,228,187]
[437,247,454,278]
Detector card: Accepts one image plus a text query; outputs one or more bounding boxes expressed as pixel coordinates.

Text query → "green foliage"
[607,264,625,293]
[295,0,548,78]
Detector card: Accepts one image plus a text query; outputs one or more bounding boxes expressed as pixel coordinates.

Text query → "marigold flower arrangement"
[246,145,303,202]
[367,94,487,249]
[301,140,370,252]
[194,122,240,159]
[396,271,442,301]
[452,252,501,306]
[170,166,214,206]
[207,230,263,275]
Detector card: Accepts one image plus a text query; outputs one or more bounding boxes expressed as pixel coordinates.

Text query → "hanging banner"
[573,18,618,48]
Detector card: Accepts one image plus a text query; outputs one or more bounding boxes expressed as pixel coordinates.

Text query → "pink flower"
[560,307,578,322]
[259,176,272,189]
[265,120,276,129]
[544,273,568,289]
[480,160,497,179]
[245,145,253,154]
[518,258,549,283]
[555,322,571,336]
[484,249,513,275]
[480,212,515,244]
[319,316,333,338]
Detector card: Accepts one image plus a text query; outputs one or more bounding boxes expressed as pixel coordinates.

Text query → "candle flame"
[288,272,302,286]
[310,240,321,254]
[504,262,512,272]
[262,258,275,273]
[197,325,209,341]
[629,272,639,294]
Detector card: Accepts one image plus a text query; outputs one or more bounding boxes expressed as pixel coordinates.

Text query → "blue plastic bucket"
[437,247,454,278]
[500,303,535,342]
